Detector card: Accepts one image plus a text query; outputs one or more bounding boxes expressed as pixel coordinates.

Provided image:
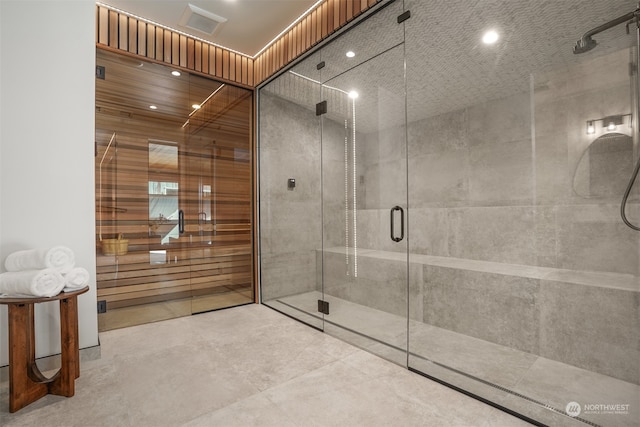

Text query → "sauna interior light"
[482,30,499,45]
[192,104,201,109]
[346,51,355,58]
[348,91,359,99]
[171,70,181,76]
[149,105,158,110]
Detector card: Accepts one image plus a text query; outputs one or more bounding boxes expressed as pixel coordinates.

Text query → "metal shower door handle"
[390,206,404,243]
[179,209,185,233]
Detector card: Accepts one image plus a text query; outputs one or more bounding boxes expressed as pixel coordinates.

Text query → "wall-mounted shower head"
[573,36,597,54]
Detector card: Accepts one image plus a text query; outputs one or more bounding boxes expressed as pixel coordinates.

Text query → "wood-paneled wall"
[253,0,380,85]
[96,1,381,88]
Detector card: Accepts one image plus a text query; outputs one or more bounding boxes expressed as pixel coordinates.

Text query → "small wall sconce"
[585,114,631,135]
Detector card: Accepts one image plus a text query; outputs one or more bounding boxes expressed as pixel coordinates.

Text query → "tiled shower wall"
[405,48,638,273]
[349,49,638,273]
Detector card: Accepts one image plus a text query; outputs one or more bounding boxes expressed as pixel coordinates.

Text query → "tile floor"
[1,304,532,427]
[268,292,640,427]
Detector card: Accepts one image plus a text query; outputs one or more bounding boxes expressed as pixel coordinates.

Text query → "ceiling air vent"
[179,3,227,35]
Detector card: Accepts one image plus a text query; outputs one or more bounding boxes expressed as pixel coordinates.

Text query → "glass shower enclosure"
[259,1,640,426]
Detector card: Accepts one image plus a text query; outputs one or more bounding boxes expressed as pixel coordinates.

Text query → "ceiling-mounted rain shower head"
[573,36,597,54]
[573,6,640,54]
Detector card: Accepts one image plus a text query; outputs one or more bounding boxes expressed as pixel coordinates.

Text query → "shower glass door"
[319,41,409,364]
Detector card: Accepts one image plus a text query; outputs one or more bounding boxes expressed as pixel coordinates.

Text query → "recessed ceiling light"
[348,91,359,99]
[346,51,355,58]
[149,105,158,110]
[192,104,201,109]
[171,70,181,76]
[482,30,499,45]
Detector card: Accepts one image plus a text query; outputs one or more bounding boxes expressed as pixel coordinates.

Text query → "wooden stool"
[0,287,88,412]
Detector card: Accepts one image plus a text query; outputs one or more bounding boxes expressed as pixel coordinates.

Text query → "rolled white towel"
[0,269,66,297]
[4,246,75,273]
[63,267,90,292]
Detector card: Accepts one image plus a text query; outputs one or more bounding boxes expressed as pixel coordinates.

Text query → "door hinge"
[317,299,330,315]
[97,300,107,313]
[316,100,327,116]
[397,10,411,24]
[96,65,106,80]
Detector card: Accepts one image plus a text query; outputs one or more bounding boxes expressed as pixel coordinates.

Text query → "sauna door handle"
[179,210,185,234]
[390,206,404,243]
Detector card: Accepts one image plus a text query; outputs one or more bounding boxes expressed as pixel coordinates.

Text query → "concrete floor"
[0,304,531,427]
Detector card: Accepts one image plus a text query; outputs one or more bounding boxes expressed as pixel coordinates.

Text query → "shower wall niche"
[259,1,640,426]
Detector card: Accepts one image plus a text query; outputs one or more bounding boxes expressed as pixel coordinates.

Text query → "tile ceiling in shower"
[264,0,637,134]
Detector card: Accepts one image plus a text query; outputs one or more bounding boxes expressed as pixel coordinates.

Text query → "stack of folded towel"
[0,246,89,298]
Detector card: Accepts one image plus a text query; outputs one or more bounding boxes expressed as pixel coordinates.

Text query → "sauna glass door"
[95,49,253,331]
[183,80,253,313]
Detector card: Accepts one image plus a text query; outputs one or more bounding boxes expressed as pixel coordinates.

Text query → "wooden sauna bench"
[96,240,252,310]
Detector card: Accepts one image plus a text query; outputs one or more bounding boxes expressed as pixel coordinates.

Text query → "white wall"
[0,0,99,365]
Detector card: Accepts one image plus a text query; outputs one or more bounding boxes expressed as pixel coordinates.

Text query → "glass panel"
[148,142,179,247]
[259,51,325,329]
[319,1,404,82]
[405,0,639,425]
[186,78,254,313]
[320,41,408,365]
[259,1,408,340]
[95,49,253,331]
